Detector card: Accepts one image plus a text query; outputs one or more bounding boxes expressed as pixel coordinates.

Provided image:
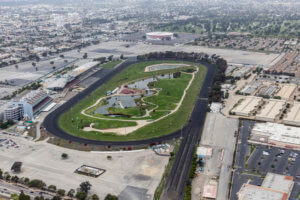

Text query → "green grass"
[145,73,191,111]
[250,145,256,154]
[107,106,146,117]
[89,73,192,120]
[58,61,207,141]
[101,60,122,68]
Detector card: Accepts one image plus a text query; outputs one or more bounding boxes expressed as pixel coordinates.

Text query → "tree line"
[136,51,228,103]
[0,168,118,200]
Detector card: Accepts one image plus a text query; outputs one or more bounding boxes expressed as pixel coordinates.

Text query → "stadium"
[146,32,174,40]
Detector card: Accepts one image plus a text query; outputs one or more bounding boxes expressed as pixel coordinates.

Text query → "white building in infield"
[146,32,174,40]
[250,122,300,150]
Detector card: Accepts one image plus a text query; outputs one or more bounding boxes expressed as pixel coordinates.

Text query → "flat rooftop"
[238,173,294,200]
[252,122,300,146]
[276,84,297,99]
[262,173,294,194]
[232,96,261,116]
[256,99,285,121]
[240,82,261,95]
[197,146,213,157]
[283,102,300,125]
[203,183,217,199]
[238,184,288,200]
[258,85,278,97]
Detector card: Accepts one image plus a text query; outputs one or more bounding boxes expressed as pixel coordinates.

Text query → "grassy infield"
[58,61,207,141]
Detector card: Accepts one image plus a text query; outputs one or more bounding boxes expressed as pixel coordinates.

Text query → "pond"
[146,64,189,72]
[94,75,173,115]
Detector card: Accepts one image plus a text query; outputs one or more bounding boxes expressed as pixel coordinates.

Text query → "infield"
[58,61,207,141]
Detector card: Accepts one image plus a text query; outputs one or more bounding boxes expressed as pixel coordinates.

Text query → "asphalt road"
[161,61,216,200]
[0,181,54,199]
[43,58,216,146]
[43,58,216,200]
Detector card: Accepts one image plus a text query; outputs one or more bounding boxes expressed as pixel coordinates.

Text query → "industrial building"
[231,67,251,78]
[237,173,294,200]
[257,85,278,97]
[275,84,297,100]
[250,122,300,149]
[146,32,174,40]
[225,65,238,76]
[240,82,262,95]
[283,102,300,126]
[231,96,262,117]
[256,99,285,122]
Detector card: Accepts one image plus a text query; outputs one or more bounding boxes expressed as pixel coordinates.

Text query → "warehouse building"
[240,82,262,95]
[231,96,262,117]
[275,84,297,100]
[283,103,300,126]
[256,99,285,122]
[232,67,251,78]
[225,65,238,76]
[283,102,300,126]
[257,85,278,97]
[237,173,294,200]
[250,122,300,149]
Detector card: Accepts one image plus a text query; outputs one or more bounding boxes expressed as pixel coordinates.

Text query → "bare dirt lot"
[0,134,169,200]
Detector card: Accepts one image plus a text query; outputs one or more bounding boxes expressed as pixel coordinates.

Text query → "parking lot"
[0,138,19,149]
[230,120,300,200]
[0,132,169,200]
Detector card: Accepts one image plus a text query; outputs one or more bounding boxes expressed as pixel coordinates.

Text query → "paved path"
[43,59,214,146]
[81,69,197,135]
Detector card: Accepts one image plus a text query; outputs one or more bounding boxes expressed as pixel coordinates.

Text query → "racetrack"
[161,60,216,200]
[43,58,215,146]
